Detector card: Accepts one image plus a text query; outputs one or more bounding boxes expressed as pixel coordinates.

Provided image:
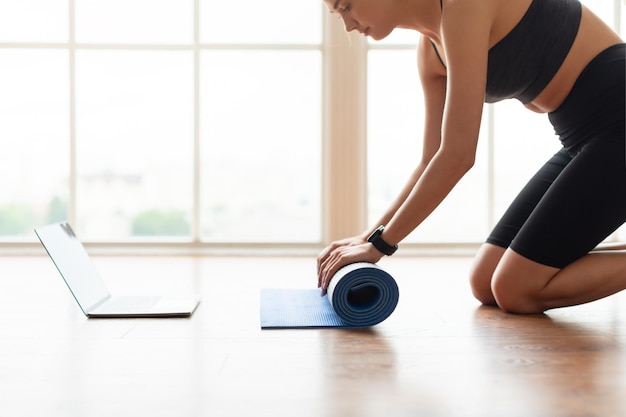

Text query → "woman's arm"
[378,0,493,246]
[317,36,448,291]
[317,36,450,292]
[318,0,494,292]
[365,35,448,239]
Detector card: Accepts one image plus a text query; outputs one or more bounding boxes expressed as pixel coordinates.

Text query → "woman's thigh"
[485,149,572,251]
[471,134,626,305]
[509,134,626,268]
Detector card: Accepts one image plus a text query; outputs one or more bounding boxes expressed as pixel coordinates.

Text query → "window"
[0,49,70,236]
[199,50,321,242]
[0,0,322,243]
[0,0,623,246]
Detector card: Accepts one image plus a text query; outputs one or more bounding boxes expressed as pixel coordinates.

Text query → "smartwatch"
[367,225,398,256]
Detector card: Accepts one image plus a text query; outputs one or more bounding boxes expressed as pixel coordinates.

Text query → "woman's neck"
[395,0,442,40]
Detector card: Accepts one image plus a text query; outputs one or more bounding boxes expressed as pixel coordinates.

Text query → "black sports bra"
[431,0,582,103]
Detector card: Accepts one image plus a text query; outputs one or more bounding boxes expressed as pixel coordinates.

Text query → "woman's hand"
[317,236,383,295]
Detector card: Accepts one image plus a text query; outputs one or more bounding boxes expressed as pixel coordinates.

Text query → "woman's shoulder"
[417,36,447,80]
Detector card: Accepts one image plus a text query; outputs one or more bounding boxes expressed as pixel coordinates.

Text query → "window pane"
[0,50,69,237]
[581,0,614,28]
[0,0,68,42]
[75,50,194,239]
[492,101,562,222]
[75,0,193,44]
[199,0,321,44]
[367,50,489,243]
[200,51,321,242]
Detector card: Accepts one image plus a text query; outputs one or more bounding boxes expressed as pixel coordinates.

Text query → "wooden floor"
[0,254,624,417]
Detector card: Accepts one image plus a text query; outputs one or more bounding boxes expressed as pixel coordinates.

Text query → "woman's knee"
[469,244,505,306]
[490,250,557,314]
[469,274,497,306]
[491,274,543,314]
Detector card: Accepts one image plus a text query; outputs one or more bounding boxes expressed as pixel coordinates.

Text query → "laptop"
[34,222,200,318]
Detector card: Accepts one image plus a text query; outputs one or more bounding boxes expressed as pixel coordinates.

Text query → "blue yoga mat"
[260,262,399,328]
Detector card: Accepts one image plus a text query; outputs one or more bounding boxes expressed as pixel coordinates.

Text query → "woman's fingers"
[316,242,336,274]
[316,236,369,291]
[317,239,348,287]
[319,245,353,295]
[318,246,343,294]
[319,243,383,295]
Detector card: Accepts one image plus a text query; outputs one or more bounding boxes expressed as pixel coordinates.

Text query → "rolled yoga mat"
[260,262,399,328]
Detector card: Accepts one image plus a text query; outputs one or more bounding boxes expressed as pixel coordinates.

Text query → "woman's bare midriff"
[524,6,623,114]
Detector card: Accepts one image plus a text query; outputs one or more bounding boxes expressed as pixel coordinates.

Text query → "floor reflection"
[318,328,447,417]
[470,306,625,417]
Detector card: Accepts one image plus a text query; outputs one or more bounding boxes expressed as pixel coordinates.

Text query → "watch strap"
[367,225,398,256]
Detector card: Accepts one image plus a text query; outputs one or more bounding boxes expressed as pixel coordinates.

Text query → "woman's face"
[324,0,397,41]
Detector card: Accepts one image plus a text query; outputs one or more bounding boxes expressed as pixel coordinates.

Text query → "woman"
[317,0,626,313]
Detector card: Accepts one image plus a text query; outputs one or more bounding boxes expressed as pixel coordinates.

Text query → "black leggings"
[486,44,626,268]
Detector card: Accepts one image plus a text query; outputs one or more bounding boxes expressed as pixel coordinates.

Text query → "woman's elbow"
[444,150,475,177]
[461,154,475,172]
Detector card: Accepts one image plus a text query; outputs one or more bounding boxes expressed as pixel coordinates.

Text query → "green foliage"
[0,205,34,236]
[47,196,68,224]
[131,210,190,236]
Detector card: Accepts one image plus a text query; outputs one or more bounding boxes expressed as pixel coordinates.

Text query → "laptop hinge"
[86,295,112,314]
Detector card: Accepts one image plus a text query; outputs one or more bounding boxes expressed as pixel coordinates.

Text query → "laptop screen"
[35,222,110,313]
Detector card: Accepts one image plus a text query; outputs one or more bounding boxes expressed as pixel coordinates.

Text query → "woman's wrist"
[366,225,399,256]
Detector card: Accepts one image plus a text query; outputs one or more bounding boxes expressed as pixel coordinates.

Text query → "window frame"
[0,0,623,253]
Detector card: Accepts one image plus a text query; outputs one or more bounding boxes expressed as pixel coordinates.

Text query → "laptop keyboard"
[94,296,160,313]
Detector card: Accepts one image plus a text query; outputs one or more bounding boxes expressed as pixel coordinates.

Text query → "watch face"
[368,229,381,242]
